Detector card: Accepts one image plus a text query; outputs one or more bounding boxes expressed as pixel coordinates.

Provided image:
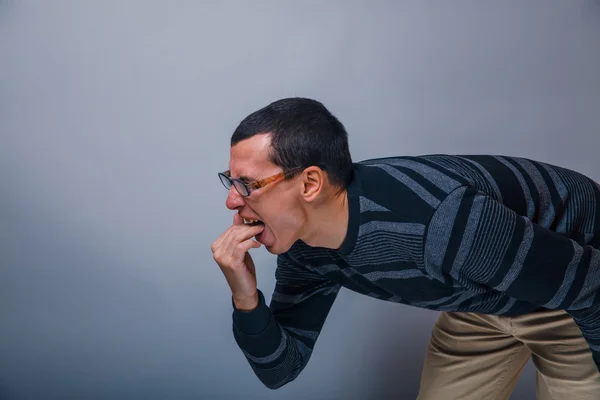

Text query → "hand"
[211,213,265,310]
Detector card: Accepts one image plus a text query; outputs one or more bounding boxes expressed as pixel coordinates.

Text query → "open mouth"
[243,218,267,243]
[243,218,264,226]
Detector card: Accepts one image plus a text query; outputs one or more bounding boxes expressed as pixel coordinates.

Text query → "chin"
[263,240,294,255]
[263,244,284,255]
[263,245,278,254]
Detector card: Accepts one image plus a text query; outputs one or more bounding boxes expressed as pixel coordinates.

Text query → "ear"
[300,166,325,202]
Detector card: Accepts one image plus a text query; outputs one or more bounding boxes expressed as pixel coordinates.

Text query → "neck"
[300,189,349,250]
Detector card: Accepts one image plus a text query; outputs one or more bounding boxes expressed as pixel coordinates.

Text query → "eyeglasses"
[218,166,305,197]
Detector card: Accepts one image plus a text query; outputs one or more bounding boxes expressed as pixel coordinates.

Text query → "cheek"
[272,211,301,229]
[264,197,303,232]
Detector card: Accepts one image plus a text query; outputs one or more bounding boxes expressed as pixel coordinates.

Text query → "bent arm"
[424,185,600,370]
[232,252,340,389]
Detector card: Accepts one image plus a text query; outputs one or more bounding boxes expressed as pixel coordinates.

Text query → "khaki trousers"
[417,309,600,399]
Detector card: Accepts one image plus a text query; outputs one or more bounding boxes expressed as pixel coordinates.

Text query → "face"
[224,134,306,254]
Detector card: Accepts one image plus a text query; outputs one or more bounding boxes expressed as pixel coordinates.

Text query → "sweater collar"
[336,164,361,256]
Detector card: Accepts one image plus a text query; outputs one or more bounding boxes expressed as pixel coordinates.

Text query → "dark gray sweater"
[231,154,600,389]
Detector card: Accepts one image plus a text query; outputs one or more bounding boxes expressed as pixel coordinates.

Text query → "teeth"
[243,218,259,224]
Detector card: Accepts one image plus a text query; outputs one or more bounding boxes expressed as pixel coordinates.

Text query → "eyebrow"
[237,175,255,182]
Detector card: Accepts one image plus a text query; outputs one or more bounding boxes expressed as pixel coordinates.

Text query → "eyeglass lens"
[219,173,249,196]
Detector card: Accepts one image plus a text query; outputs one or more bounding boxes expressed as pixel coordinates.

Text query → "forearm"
[232,278,340,389]
[425,184,600,371]
[233,291,259,311]
[425,185,600,311]
[232,290,304,389]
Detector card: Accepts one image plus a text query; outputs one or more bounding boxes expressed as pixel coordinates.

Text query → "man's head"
[219,97,353,254]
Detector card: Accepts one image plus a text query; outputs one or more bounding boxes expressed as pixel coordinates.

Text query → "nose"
[225,186,245,210]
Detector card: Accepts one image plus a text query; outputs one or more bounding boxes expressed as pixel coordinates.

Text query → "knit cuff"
[232,290,272,335]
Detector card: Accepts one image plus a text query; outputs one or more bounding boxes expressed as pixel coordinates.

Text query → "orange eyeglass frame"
[218,166,305,197]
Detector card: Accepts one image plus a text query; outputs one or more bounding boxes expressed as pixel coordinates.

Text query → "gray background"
[1,1,600,399]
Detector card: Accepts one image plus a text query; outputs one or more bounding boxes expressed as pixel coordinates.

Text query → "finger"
[232,223,265,243]
[218,217,252,248]
[235,237,262,255]
[214,223,264,263]
[222,238,260,270]
[233,213,244,225]
[212,224,236,252]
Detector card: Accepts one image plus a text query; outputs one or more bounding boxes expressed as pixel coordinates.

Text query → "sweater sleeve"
[423,184,600,372]
[231,252,341,389]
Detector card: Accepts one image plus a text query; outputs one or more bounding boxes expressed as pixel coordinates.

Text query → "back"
[410,155,600,247]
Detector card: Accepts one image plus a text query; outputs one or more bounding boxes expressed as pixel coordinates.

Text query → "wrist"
[233,292,259,311]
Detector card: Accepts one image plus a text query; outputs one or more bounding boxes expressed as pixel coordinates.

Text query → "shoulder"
[356,154,469,187]
[352,155,469,223]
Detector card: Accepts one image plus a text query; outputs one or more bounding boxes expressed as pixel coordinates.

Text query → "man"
[211,97,600,399]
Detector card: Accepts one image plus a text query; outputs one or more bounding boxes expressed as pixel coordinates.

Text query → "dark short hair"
[230,97,353,190]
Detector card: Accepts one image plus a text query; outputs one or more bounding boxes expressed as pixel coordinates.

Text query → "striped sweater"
[231,154,600,389]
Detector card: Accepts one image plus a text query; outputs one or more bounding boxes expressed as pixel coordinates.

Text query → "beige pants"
[417,309,600,399]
